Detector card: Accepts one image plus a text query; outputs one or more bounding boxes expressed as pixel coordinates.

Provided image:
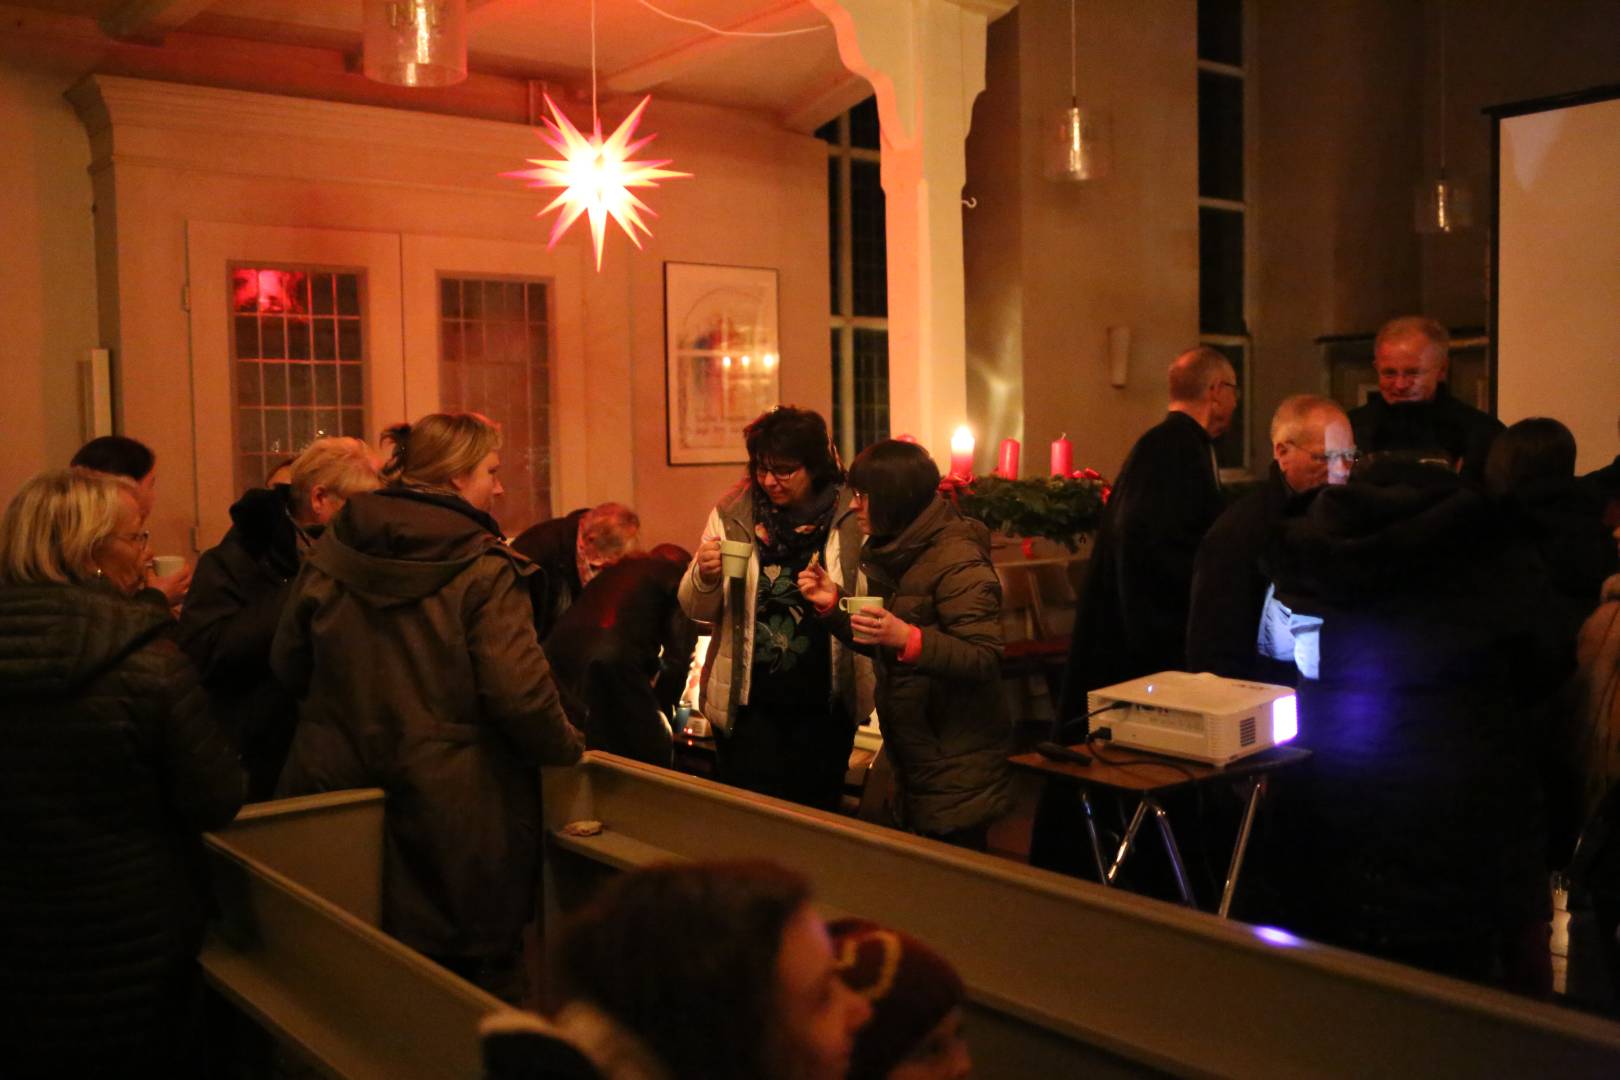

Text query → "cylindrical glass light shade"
[1044,104,1110,182]
[1414,176,1473,233]
[363,0,468,88]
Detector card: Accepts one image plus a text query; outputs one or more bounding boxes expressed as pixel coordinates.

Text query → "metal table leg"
[1078,790,1108,884]
[1218,776,1267,918]
[1107,800,1150,885]
[1150,800,1196,907]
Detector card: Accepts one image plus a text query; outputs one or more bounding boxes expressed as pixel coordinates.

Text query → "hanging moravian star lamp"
[503,1,690,270]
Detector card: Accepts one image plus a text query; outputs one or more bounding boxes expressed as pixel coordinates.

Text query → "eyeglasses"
[755,463,804,482]
[107,529,151,547]
[1288,444,1359,466]
[1217,380,1241,398]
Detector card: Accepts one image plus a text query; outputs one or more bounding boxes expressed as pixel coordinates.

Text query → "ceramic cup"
[839,595,883,614]
[719,539,752,579]
[150,555,187,578]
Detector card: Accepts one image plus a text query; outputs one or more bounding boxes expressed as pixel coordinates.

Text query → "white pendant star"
[504,94,691,270]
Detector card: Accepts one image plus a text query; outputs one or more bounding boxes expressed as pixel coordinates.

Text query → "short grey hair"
[578,502,641,563]
[1167,347,1233,404]
[1270,394,1349,445]
[1374,316,1449,357]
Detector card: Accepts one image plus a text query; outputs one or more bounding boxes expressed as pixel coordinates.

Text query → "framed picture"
[664,262,780,465]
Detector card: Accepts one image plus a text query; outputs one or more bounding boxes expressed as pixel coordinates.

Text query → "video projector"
[1086,671,1297,766]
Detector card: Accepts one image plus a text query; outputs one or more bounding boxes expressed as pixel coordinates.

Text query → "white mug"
[150,555,187,578]
[839,595,882,615]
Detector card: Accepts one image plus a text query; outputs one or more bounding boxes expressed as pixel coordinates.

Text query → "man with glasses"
[1188,395,1354,683]
[512,502,641,641]
[1349,316,1502,481]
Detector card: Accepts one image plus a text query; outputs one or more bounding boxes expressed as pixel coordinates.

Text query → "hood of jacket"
[0,582,172,698]
[310,488,514,606]
[228,484,304,572]
[1270,461,1489,606]
[863,496,988,585]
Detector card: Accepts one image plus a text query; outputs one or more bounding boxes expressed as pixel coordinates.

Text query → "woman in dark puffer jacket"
[799,439,1013,848]
[0,468,243,1077]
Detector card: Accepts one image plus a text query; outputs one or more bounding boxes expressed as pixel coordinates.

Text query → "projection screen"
[1494,88,1620,472]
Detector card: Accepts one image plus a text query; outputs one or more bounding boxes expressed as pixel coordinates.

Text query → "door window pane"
[229,265,366,492]
[438,275,554,533]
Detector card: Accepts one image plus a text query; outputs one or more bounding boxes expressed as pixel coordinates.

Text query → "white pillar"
[811,0,1012,462]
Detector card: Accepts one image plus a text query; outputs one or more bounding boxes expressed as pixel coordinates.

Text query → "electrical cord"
[635,0,832,38]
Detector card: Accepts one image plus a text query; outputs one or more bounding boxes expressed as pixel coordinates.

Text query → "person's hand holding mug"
[849,603,913,650]
[695,536,724,585]
[796,559,838,609]
[147,556,193,608]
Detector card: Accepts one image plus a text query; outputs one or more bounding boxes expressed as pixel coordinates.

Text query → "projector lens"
[1273,694,1298,743]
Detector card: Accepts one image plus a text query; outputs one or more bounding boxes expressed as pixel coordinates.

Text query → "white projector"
[1086,671,1297,766]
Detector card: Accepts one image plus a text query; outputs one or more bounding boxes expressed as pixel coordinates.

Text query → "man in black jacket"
[1187,395,1353,683]
[1035,347,1234,886]
[178,437,380,799]
[1058,346,1236,728]
[511,502,640,641]
[1348,316,1502,481]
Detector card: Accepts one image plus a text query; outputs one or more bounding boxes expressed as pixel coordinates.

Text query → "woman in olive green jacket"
[800,439,1013,846]
[273,414,582,996]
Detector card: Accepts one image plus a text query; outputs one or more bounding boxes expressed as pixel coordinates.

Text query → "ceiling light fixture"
[503,0,690,270]
[1415,0,1471,233]
[362,0,467,88]
[1045,0,1109,182]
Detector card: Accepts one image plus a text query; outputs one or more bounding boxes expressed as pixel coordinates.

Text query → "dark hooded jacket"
[511,507,588,642]
[1264,463,1570,957]
[271,488,583,958]
[829,497,1013,835]
[177,484,305,799]
[0,582,243,1075]
[1348,383,1503,481]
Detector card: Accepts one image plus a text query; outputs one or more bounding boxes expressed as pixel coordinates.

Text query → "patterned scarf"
[750,481,841,565]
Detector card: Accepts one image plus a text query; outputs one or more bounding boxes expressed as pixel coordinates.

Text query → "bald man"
[1348,316,1502,480]
[1187,395,1354,683]
[1058,347,1238,728]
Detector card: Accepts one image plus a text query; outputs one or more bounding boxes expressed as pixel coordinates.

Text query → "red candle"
[996,438,1021,479]
[1050,433,1073,476]
[948,425,975,478]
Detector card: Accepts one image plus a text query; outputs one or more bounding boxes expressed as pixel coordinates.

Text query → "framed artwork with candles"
[663,262,780,465]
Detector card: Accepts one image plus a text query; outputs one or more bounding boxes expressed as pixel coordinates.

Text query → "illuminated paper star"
[503,94,691,270]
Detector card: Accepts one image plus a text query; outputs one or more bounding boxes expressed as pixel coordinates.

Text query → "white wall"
[965,0,1198,479]
[50,74,826,554]
[0,64,100,503]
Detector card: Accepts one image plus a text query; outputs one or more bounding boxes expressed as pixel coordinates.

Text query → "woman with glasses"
[679,406,871,810]
[0,468,243,1075]
[797,439,1013,849]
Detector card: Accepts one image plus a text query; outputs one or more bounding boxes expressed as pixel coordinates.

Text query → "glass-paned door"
[229,265,368,491]
[437,276,553,532]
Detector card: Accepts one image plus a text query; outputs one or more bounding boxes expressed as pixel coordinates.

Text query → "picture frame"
[664,261,780,465]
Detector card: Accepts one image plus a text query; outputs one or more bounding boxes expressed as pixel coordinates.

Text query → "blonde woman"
[271,413,582,1000]
[179,436,383,799]
[0,468,242,1076]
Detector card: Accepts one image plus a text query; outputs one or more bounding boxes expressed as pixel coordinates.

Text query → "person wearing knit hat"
[830,918,973,1080]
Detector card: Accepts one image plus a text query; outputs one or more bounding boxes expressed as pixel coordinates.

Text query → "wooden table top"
[1009,742,1311,795]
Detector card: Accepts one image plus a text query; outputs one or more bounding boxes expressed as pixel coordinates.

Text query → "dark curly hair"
[551,860,812,1080]
[743,407,843,494]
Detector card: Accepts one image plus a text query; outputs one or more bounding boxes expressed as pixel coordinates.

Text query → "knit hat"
[829,918,965,1080]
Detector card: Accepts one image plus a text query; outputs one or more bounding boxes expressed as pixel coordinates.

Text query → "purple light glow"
[1254,925,1304,948]
[1273,694,1298,744]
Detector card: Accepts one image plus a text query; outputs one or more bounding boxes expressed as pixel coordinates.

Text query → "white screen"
[1497,95,1620,472]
